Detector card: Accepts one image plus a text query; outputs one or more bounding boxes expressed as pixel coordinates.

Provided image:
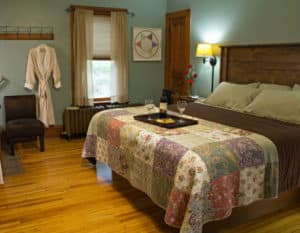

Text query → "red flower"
[183,64,198,87]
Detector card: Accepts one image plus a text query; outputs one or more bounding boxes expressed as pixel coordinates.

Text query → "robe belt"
[38,80,48,98]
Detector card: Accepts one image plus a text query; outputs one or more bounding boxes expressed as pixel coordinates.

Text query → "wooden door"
[165,9,191,96]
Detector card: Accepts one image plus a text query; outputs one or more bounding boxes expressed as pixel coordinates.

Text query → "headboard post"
[220,47,228,83]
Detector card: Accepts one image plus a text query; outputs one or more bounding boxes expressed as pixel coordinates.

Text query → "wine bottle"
[159,94,168,118]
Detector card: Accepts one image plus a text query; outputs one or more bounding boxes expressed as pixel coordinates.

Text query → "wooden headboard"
[220,43,300,86]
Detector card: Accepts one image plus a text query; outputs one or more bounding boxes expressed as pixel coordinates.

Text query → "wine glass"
[177,100,187,123]
[145,99,154,120]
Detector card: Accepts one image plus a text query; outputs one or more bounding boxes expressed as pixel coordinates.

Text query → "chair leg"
[39,135,45,152]
[10,143,15,156]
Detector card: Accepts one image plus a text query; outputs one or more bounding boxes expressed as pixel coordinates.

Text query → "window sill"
[93,101,110,106]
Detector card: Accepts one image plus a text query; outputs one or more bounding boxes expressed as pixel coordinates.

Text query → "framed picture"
[133,27,162,61]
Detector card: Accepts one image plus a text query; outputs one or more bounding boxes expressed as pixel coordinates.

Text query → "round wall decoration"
[133,27,162,61]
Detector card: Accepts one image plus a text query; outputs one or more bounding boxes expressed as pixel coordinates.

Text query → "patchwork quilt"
[82,107,279,233]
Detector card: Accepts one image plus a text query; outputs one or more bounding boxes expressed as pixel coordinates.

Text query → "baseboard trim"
[45,125,63,138]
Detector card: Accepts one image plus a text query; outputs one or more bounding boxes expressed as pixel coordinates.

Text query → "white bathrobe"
[25,44,61,127]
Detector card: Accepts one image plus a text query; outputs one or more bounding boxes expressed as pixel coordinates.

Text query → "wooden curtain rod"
[66,5,135,16]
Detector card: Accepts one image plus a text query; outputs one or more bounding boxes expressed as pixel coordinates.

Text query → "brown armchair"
[4,95,44,155]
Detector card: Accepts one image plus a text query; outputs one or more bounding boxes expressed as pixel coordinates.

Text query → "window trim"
[69,5,128,16]
[93,56,111,61]
[70,5,127,105]
[94,97,111,104]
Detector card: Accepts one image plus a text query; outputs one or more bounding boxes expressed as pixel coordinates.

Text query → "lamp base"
[210,56,217,93]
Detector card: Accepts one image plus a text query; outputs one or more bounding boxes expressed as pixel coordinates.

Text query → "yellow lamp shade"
[196,43,213,57]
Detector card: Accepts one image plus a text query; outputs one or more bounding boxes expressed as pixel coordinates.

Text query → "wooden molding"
[165,9,191,95]
[69,5,128,15]
[166,8,191,16]
[45,125,63,138]
[0,33,54,40]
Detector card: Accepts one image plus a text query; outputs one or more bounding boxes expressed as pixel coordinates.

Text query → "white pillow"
[204,82,261,111]
[293,84,300,91]
[259,83,292,91]
[245,89,300,124]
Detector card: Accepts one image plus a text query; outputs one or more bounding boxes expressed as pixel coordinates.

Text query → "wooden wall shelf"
[0,33,54,40]
[0,26,54,40]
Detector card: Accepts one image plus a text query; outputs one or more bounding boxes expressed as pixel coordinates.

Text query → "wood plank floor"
[0,138,299,233]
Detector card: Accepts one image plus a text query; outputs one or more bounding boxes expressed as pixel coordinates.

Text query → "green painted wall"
[167,0,300,97]
[2,0,299,126]
[0,0,167,125]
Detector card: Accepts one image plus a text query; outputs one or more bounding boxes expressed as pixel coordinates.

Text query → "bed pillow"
[259,83,292,91]
[204,82,261,111]
[246,82,260,88]
[293,84,300,91]
[245,90,300,124]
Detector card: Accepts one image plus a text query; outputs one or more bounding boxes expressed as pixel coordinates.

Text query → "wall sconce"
[196,43,217,93]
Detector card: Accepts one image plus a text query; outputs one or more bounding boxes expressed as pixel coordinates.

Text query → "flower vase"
[188,84,192,96]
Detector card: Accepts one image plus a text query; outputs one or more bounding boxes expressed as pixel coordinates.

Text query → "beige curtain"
[73,9,94,106]
[111,12,129,103]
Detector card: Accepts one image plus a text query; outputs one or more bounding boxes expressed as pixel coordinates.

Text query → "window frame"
[70,5,128,105]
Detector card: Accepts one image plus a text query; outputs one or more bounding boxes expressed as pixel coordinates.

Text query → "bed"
[82,44,300,233]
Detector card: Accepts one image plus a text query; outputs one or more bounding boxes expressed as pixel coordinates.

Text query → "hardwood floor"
[0,138,299,233]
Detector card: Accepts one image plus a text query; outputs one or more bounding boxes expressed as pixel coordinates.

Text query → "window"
[90,15,112,101]
[71,6,129,106]
[91,60,113,98]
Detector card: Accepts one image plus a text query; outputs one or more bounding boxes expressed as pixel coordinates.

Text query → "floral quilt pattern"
[82,107,279,233]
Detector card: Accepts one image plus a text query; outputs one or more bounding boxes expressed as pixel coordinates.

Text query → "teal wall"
[2,0,300,126]
[167,0,300,97]
[0,0,167,125]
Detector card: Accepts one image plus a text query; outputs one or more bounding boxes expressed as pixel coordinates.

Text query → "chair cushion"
[6,119,44,139]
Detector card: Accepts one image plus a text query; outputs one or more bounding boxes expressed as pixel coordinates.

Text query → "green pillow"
[205,82,261,111]
[246,82,260,88]
[245,90,300,124]
[259,83,292,91]
[293,84,300,91]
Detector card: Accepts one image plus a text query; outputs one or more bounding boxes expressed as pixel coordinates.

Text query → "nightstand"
[180,96,205,103]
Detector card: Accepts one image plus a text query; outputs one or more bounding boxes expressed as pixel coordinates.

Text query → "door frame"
[165,9,191,94]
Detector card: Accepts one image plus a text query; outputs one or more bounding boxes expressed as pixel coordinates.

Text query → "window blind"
[93,15,111,59]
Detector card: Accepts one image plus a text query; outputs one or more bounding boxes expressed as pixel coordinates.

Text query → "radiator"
[63,103,142,139]
[63,107,103,139]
